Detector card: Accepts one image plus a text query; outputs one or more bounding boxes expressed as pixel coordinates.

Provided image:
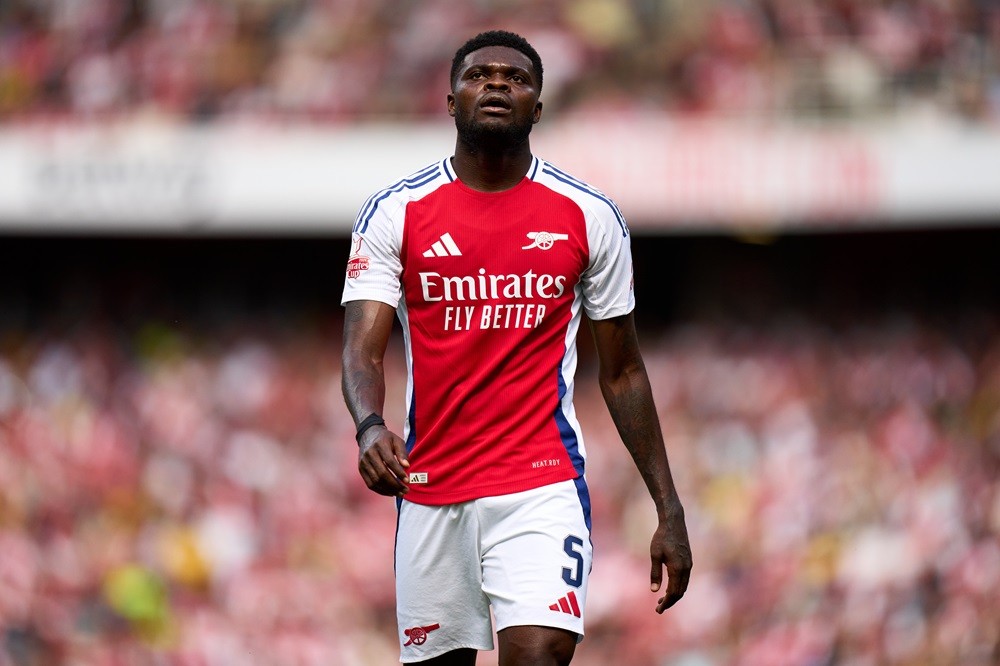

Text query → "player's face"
[448,46,542,147]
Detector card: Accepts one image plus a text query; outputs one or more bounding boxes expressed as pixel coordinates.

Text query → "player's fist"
[357,427,410,497]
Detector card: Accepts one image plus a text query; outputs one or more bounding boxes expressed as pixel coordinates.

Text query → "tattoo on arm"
[602,364,661,467]
[346,302,364,323]
[342,301,391,426]
[595,317,679,516]
[344,367,384,423]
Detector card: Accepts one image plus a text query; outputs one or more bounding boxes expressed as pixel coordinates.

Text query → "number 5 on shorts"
[562,535,584,587]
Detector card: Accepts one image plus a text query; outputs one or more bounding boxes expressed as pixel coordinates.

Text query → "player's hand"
[357,426,410,497]
[650,502,692,613]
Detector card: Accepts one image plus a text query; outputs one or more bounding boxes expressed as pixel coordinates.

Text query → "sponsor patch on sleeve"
[347,234,371,279]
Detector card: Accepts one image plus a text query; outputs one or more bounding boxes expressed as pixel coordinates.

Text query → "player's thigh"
[411,647,478,665]
[396,500,493,662]
[480,480,593,638]
[498,625,576,666]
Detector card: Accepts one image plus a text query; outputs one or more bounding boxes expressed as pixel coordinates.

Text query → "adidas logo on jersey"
[549,590,582,618]
[423,233,462,258]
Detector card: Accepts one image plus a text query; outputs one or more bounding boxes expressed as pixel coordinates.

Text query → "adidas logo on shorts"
[549,590,581,618]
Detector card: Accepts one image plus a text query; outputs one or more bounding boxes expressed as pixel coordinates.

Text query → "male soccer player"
[341,30,691,665]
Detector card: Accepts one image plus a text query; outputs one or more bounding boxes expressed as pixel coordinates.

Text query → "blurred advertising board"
[0,118,997,233]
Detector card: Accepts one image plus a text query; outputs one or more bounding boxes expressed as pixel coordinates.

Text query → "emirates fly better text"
[418,268,567,331]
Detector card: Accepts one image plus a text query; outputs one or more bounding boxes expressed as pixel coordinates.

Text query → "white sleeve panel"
[580,201,635,320]
[341,195,405,308]
[532,159,635,321]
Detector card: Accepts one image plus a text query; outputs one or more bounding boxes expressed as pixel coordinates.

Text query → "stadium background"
[1,2,999,665]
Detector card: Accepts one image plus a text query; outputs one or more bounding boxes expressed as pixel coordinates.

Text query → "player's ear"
[447,93,456,117]
[533,101,542,124]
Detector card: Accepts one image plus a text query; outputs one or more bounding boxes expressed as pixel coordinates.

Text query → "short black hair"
[450,30,543,92]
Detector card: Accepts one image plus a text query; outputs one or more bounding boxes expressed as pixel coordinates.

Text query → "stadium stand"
[1,1,999,665]
[1,232,999,665]
[0,0,998,122]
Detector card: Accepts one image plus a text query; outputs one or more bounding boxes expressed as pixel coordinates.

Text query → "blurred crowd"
[1,311,998,665]
[1,0,1000,124]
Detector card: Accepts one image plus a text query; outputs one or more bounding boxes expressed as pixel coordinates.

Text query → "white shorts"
[394,479,593,663]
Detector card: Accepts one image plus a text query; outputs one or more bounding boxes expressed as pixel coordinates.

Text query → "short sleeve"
[580,205,634,320]
[341,196,405,308]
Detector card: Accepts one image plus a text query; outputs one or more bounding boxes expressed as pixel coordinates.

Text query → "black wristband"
[355,413,386,443]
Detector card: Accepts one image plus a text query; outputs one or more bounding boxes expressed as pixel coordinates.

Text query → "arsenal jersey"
[342,156,634,505]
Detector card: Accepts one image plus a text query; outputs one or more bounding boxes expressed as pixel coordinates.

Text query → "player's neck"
[451,140,533,193]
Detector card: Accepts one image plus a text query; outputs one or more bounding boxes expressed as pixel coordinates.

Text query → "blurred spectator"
[1,308,998,664]
[1,0,999,123]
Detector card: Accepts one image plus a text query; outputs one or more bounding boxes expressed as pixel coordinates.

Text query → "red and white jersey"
[342,156,633,506]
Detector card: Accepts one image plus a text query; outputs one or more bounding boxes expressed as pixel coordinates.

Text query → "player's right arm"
[342,299,410,496]
[341,178,411,496]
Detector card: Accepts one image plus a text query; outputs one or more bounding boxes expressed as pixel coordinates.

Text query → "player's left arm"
[590,312,692,612]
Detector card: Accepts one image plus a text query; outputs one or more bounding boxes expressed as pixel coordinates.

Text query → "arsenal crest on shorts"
[403,623,440,646]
